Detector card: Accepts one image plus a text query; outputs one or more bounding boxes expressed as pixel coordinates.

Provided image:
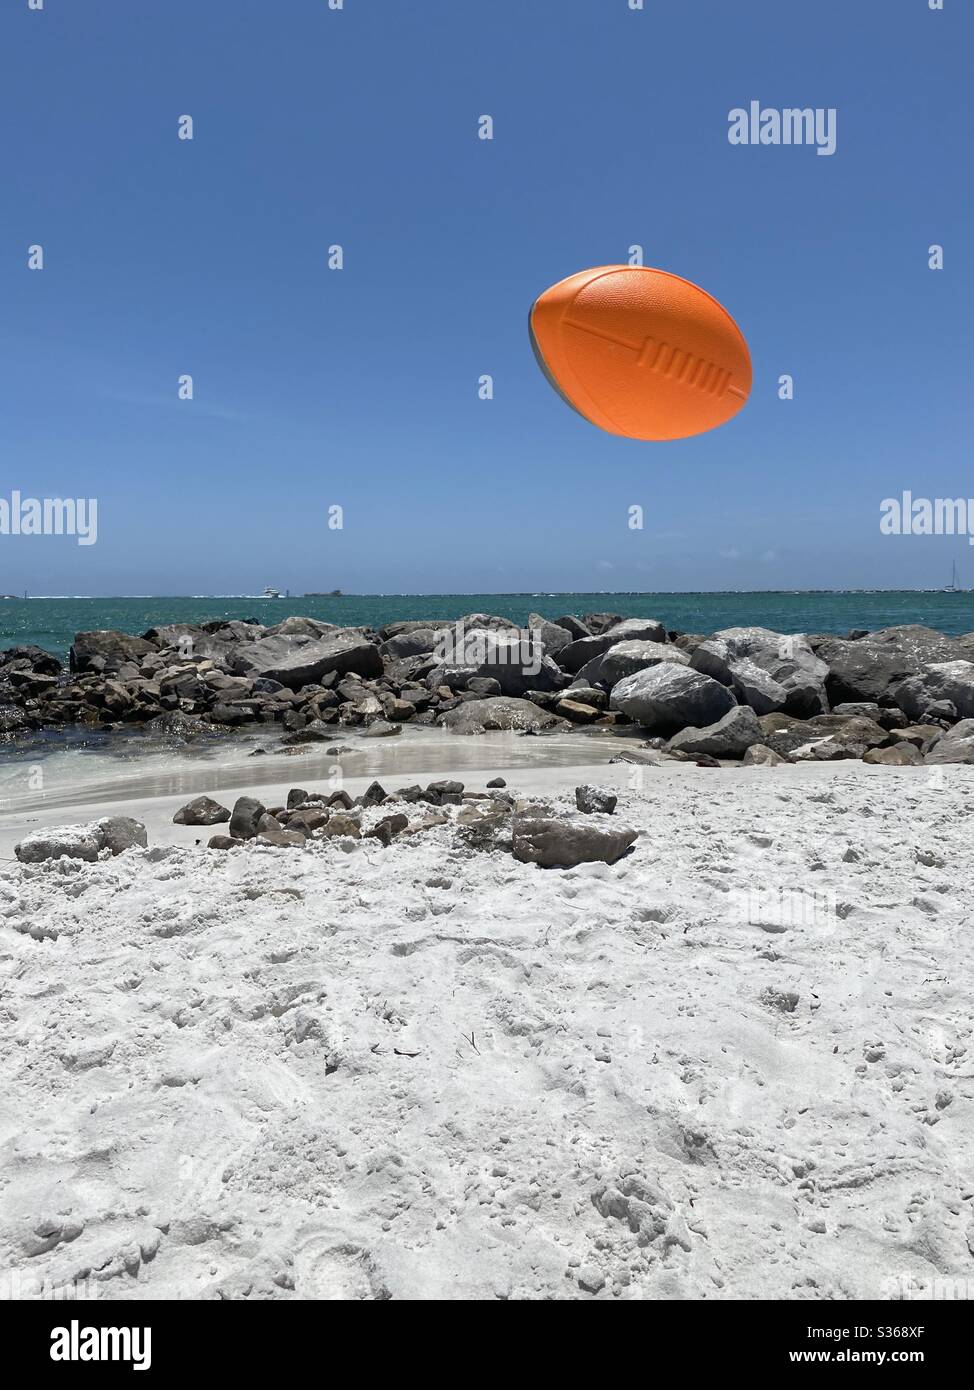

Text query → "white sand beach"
[2,754,971,1301]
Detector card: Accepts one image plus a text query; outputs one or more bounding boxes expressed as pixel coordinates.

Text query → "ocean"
[2,592,973,660]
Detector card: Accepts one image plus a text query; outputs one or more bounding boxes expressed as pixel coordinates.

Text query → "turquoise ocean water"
[2,592,973,660]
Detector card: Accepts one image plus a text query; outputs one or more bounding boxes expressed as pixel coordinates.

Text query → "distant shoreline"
[3,588,971,601]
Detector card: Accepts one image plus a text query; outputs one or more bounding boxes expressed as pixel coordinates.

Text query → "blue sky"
[1,0,971,596]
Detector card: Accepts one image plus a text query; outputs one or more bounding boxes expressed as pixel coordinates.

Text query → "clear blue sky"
[1,0,971,596]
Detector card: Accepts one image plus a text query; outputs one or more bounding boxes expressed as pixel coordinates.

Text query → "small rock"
[577,1265,606,1294]
[363,719,402,738]
[574,785,617,815]
[512,817,636,869]
[760,986,799,1014]
[173,795,231,826]
[229,795,266,840]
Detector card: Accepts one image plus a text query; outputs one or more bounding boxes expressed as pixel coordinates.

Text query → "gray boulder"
[527,614,573,654]
[602,617,668,645]
[15,816,148,863]
[558,634,617,674]
[588,640,687,689]
[15,823,104,864]
[173,795,231,826]
[728,658,788,715]
[428,628,562,698]
[512,817,637,868]
[232,630,381,688]
[666,705,764,758]
[70,629,156,674]
[742,743,787,767]
[894,661,974,722]
[263,616,339,640]
[863,744,923,766]
[924,719,974,765]
[97,816,148,854]
[363,719,402,738]
[441,696,566,735]
[554,615,591,639]
[229,795,266,839]
[611,662,736,733]
[692,628,828,716]
[816,625,958,706]
[379,627,439,660]
[575,785,617,814]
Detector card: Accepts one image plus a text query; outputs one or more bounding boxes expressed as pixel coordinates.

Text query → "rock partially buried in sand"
[15,824,103,864]
[666,705,763,759]
[924,718,974,764]
[97,817,148,855]
[367,813,409,845]
[257,828,306,848]
[741,743,787,767]
[863,743,924,767]
[512,817,636,869]
[15,816,147,864]
[363,719,402,738]
[575,785,617,815]
[172,795,231,826]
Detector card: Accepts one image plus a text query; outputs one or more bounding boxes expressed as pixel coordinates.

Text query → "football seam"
[563,316,743,399]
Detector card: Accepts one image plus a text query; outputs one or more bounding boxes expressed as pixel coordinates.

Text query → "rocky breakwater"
[2,613,974,767]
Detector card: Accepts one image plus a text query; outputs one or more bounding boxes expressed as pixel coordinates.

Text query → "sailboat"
[942,561,960,593]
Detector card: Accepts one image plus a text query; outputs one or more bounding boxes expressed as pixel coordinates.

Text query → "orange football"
[529,265,751,441]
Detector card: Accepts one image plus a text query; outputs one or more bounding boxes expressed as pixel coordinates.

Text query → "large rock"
[1,644,62,677]
[512,817,637,868]
[527,614,573,655]
[15,816,147,863]
[15,824,103,864]
[863,744,923,766]
[582,640,686,688]
[428,628,562,698]
[232,630,381,688]
[666,705,764,758]
[70,630,156,674]
[575,785,617,814]
[553,615,591,639]
[440,696,566,735]
[229,795,266,839]
[728,658,788,715]
[263,616,339,640]
[583,612,624,634]
[692,628,828,717]
[742,743,787,767]
[924,719,974,765]
[173,795,231,826]
[601,617,667,645]
[558,634,617,674]
[97,816,148,855]
[379,627,439,660]
[611,662,736,733]
[816,626,958,706]
[894,661,974,722]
